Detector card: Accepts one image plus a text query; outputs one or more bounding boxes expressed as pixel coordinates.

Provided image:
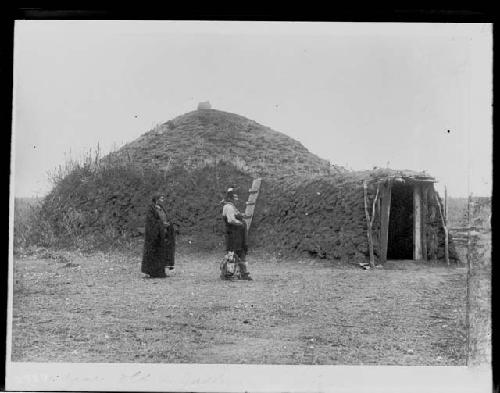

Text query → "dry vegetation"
[465,199,491,367]
[13,197,46,250]
[445,196,491,366]
[447,196,491,229]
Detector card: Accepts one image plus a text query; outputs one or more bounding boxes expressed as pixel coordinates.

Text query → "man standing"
[222,187,253,280]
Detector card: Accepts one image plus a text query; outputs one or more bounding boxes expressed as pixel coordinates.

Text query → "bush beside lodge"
[17,107,458,264]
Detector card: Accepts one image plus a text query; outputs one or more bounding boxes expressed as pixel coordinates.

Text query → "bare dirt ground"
[11,248,467,365]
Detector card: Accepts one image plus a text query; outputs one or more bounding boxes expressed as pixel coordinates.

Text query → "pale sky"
[12,21,492,198]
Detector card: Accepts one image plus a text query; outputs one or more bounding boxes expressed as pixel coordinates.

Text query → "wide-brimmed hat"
[152,194,165,203]
[226,187,238,200]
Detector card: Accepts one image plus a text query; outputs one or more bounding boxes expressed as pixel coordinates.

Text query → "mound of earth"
[39,161,255,248]
[35,107,456,263]
[104,109,334,178]
[39,107,335,249]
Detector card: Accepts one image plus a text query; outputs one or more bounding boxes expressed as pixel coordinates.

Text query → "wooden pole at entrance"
[413,185,423,260]
[434,192,449,265]
[421,184,428,261]
[363,181,380,268]
[379,181,392,264]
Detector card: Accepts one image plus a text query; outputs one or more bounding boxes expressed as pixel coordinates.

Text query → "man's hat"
[226,187,238,199]
[152,193,165,203]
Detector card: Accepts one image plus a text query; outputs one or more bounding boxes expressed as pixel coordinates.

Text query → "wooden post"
[413,185,423,260]
[444,186,448,224]
[434,192,449,265]
[363,181,379,268]
[379,180,392,264]
[363,181,374,267]
[444,187,449,265]
[444,223,449,264]
[465,193,472,364]
[377,197,381,224]
[428,190,438,262]
[376,195,381,251]
[421,184,428,261]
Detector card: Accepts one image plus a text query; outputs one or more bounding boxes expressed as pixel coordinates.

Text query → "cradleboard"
[220,251,240,280]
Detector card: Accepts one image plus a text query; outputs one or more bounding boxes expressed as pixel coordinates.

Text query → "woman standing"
[141,194,176,278]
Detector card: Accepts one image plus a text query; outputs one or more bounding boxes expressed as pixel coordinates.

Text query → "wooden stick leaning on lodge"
[434,192,449,265]
[363,180,380,268]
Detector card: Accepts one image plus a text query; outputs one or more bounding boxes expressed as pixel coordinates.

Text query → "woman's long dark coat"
[141,204,175,276]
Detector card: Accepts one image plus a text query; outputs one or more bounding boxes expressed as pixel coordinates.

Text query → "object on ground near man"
[220,251,240,280]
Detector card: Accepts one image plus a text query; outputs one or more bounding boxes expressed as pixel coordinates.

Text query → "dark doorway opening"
[387,183,413,259]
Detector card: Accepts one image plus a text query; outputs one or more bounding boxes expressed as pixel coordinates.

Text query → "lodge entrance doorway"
[387,182,414,259]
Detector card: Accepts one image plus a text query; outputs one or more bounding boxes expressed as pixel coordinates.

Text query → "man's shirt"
[222,202,242,225]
